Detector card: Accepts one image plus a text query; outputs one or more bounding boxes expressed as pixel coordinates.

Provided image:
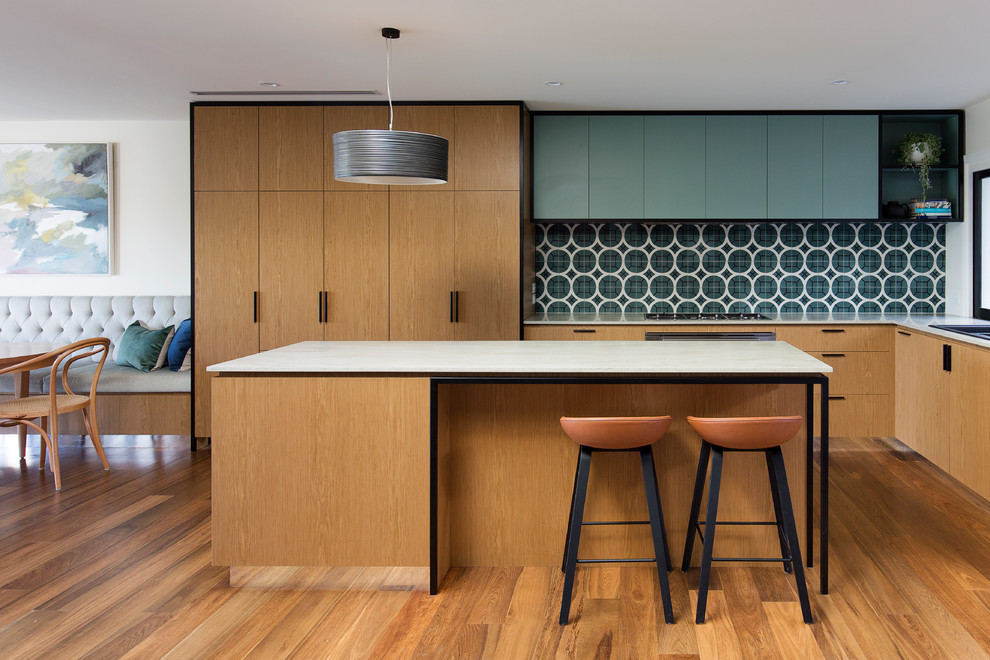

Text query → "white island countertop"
[208,340,833,377]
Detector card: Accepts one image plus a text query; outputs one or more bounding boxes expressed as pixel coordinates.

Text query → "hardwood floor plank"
[688,590,745,659]
[720,568,786,658]
[0,609,66,658]
[615,565,658,658]
[762,601,824,659]
[467,565,523,624]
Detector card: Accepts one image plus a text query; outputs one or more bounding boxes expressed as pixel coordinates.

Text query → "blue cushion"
[168,318,193,371]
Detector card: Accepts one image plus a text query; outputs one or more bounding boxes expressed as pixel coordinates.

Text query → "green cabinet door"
[644,116,706,219]
[823,115,879,219]
[768,115,823,219]
[706,115,768,219]
[534,115,589,219]
[589,116,644,218]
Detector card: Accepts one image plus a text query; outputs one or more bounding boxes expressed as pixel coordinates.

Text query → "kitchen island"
[208,340,832,594]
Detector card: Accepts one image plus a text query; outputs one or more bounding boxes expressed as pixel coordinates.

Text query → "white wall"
[947,96,990,316]
[0,121,189,296]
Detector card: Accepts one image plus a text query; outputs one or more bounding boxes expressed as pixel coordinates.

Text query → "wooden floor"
[2,434,990,658]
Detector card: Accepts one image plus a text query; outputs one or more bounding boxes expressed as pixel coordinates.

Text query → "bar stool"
[681,415,812,624]
[558,416,675,625]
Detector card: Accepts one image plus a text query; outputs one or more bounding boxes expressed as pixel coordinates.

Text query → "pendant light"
[332,28,449,185]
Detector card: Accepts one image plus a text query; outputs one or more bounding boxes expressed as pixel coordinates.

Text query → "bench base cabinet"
[0,392,190,437]
[524,323,894,437]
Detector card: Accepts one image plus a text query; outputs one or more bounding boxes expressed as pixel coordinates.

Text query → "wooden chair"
[0,338,111,490]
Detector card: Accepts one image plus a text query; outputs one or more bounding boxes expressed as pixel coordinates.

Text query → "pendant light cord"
[386,36,393,131]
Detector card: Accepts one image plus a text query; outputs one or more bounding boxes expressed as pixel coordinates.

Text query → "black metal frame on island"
[428,373,830,597]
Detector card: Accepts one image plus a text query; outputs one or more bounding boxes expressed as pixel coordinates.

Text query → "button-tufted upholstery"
[0,296,191,393]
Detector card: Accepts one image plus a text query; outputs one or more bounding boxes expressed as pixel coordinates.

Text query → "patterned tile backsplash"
[535,222,946,316]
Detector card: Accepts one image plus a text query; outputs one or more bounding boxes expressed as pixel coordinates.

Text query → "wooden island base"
[212,376,808,590]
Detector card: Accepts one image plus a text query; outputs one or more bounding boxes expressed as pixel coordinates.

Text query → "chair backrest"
[52,338,111,399]
[0,338,110,400]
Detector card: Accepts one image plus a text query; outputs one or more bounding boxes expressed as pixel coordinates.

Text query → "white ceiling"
[6,0,990,121]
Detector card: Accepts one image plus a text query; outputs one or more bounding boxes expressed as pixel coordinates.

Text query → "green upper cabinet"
[705,115,768,219]
[532,111,954,222]
[823,115,879,219]
[534,115,589,219]
[589,116,644,218]
[768,115,823,219]
[645,116,706,219]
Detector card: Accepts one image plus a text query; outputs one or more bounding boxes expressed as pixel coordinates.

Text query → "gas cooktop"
[644,312,771,321]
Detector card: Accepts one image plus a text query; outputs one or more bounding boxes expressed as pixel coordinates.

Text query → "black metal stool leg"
[682,441,712,572]
[560,446,592,625]
[696,446,723,624]
[768,446,813,624]
[765,450,793,575]
[561,449,583,573]
[640,446,675,624]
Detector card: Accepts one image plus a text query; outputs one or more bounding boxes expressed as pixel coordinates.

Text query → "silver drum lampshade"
[332,129,449,184]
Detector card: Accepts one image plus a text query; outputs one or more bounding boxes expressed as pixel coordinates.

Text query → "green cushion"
[116,322,174,372]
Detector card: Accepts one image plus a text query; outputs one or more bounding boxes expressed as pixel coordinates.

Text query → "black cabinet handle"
[573,329,597,334]
[898,331,911,337]
[450,291,455,323]
[828,396,846,401]
[821,328,845,334]
[821,353,846,358]
[318,291,324,323]
[943,344,952,372]
[323,291,329,323]
[253,291,258,323]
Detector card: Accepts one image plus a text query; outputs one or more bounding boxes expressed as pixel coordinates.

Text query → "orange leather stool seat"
[557,415,675,626]
[685,415,802,450]
[682,415,813,625]
[559,416,673,450]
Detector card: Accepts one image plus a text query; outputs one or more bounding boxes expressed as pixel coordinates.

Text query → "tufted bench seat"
[0,296,191,435]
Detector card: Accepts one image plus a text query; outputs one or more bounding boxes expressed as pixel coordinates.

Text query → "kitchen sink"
[929,324,990,340]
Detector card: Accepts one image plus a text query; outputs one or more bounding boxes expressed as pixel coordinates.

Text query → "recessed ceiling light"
[831,80,849,86]
[545,81,562,87]
[259,82,280,87]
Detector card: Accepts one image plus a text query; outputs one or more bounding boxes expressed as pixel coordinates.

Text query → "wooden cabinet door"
[259,106,323,191]
[948,342,990,499]
[823,115,879,219]
[894,330,949,464]
[193,106,258,191]
[644,116,706,219]
[589,116,644,219]
[768,115,823,219]
[389,192,455,340]
[534,115,589,219]
[258,193,324,351]
[193,192,260,437]
[454,105,520,191]
[706,115,768,219]
[324,106,390,191]
[389,106,456,191]
[453,192,519,340]
[325,192,390,340]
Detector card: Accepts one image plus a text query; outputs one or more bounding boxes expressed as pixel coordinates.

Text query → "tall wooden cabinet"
[193,103,523,437]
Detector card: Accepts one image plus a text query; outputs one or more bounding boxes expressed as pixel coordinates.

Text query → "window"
[975,168,990,319]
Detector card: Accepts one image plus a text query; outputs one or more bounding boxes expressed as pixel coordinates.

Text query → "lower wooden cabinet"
[524,323,894,437]
[896,329,990,501]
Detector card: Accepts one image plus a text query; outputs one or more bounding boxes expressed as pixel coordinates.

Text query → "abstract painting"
[0,143,112,274]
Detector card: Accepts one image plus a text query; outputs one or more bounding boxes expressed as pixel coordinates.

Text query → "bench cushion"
[46,363,190,394]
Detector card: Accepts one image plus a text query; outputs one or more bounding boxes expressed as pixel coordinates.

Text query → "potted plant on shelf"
[896,132,944,202]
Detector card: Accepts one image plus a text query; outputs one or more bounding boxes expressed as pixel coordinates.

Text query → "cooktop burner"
[644,312,771,321]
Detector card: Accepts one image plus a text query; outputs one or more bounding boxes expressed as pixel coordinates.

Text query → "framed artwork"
[0,143,113,274]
